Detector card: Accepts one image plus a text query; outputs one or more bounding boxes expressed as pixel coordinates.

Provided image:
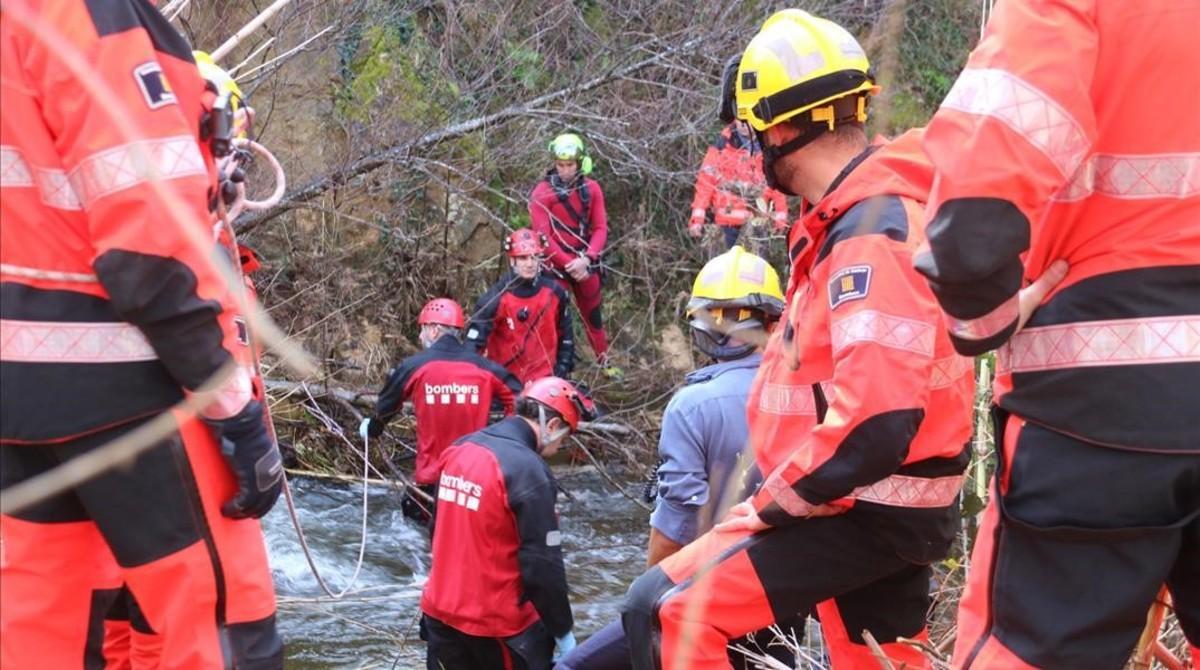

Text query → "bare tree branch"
[236,36,704,234]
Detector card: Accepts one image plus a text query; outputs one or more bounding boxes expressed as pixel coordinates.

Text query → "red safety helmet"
[504,229,548,258]
[520,376,596,431]
[417,298,466,329]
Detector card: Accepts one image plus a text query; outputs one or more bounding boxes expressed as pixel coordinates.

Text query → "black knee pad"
[587,306,603,329]
[621,567,677,670]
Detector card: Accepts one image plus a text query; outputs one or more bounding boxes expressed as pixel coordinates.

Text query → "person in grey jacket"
[558,246,790,670]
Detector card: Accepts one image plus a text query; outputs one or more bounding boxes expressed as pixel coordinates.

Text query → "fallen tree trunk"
[265,379,638,437]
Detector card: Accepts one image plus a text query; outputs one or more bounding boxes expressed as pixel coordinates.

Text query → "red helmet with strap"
[520,376,596,431]
[504,229,548,258]
[418,298,466,328]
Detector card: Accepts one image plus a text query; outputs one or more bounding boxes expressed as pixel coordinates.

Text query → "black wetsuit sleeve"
[510,470,573,637]
[553,287,575,378]
[467,279,505,353]
[369,358,418,435]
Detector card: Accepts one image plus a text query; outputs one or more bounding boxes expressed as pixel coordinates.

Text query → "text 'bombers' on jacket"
[420,417,573,639]
[370,334,521,485]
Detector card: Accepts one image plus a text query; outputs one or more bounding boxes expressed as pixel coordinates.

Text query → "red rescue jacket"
[466,272,574,383]
[916,0,1200,453]
[747,131,974,540]
[0,0,254,443]
[370,335,521,485]
[690,125,789,229]
[421,417,573,639]
[529,174,608,272]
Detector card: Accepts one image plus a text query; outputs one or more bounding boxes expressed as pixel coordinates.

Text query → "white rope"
[279,431,372,599]
[219,138,287,220]
[980,0,995,39]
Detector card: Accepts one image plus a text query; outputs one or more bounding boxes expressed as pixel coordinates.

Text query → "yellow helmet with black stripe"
[735,10,878,133]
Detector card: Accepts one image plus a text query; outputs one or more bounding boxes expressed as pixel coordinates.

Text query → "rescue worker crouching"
[360,297,521,529]
[621,11,975,669]
[528,133,622,379]
[1,2,283,667]
[558,246,800,670]
[421,377,596,669]
[467,229,575,384]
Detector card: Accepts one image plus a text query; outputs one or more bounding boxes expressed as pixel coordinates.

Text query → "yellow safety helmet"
[193,50,244,107]
[194,51,247,157]
[734,10,878,133]
[548,133,594,175]
[687,246,784,360]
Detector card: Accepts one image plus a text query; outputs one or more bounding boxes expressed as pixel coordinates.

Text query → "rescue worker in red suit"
[688,57,789,249]
[622,11,976,669]
[421,376,596,669]
[0,2,284,668]
[911,1,1200,667]
[528,133,621,378]
[360,298,522,528]
[467,229,575,384]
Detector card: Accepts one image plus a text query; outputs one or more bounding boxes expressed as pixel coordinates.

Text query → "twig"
[211,0,295,62]
[237,25,335,81]
[228,37,276,76]
[569,436,651,512]
[285,467,397,488]
[163,0,190,21]
[264,379,638,438]
[235,36,707,233]
[862,630,899,670]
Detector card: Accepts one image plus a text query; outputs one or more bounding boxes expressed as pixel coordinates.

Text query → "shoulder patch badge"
[828,265,872,310]
[133,62,176,109]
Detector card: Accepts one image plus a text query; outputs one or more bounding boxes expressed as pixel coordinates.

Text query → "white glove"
[358,417,372,440]
[552,631,577,661]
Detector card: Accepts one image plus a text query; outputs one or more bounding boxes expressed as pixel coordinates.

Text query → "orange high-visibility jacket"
[747,131,974,525]
[916,0,1200,452]
[689,125,789,230]
[1,0,254,443]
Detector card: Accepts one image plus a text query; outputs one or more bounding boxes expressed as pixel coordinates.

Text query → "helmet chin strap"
[756,95,869,196]
[756,124,828,196]
[537,404,570,448]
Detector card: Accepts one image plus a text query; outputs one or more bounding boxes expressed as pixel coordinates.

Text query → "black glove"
[366,417,385,438]
[210,400,283,519]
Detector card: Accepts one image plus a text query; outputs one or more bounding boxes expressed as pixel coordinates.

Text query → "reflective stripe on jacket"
[0,0,251,443]
[747,131,974,526]
[421,417,573,639]
[916,0,1200,452]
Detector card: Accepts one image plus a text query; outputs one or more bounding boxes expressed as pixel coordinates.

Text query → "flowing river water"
[264,467,649,668]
